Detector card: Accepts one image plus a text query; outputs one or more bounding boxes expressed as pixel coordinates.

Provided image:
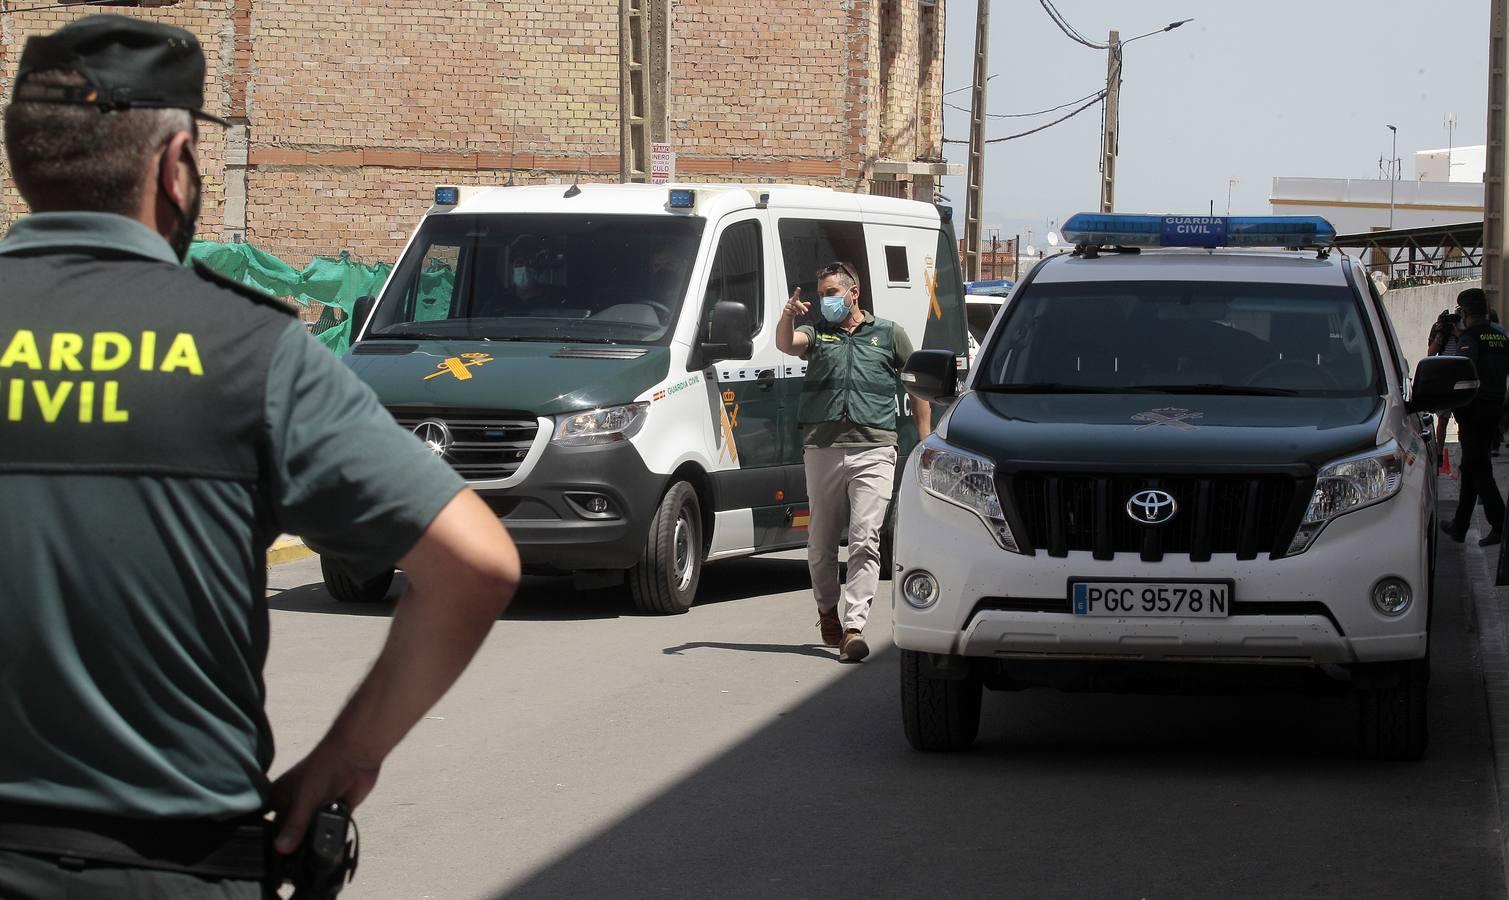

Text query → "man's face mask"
[512,267,535,290]
[160,146,201,263]
[820,292,850,323]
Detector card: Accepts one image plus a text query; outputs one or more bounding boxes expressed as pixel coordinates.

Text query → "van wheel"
[320,556,395,604]
[1355,658,1429,760]
[900,649,982,751]
[629,481,703,615]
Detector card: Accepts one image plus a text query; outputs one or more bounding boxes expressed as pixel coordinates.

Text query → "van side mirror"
[699,301,753,366]
[350,295,376,338]
[902,349,958,404]
[1406,354,1479,414]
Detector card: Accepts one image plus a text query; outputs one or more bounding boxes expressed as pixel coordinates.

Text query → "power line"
[944,87,1104,120]
[0,0,137,13]
[1038,0,1107,49]
[943,90,1105,145]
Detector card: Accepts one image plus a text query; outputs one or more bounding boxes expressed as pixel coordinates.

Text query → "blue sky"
[939,0,1491,247]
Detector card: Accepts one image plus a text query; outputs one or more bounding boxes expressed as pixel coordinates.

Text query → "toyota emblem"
[412,418,453,457]
[1127,489,1177,525]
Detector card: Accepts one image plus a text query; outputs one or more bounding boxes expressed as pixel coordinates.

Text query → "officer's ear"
[155,130,198,208]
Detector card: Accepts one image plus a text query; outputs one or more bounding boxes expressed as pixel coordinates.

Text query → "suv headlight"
[917,437,1019,552]
[552,402,649,446]
[1288,442,1404,554]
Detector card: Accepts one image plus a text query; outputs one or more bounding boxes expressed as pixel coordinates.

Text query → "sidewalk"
[1443,442,1509,884]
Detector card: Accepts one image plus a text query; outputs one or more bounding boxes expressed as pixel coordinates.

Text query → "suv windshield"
[978,280,1380,396]
[367,213,705,344]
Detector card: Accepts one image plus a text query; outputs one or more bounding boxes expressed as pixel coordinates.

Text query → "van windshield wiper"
[974,382,1155,394]
[1129,383,1301,396]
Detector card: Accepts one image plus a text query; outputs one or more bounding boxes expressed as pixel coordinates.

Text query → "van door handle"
[756,369,776,391]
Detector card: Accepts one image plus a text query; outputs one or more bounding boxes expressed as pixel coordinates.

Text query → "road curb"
[267,535,315,567]
[1455,450,1509,888]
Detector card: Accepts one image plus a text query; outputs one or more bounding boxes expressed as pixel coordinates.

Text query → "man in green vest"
[777,261,931,661]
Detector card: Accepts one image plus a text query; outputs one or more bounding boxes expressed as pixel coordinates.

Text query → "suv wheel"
[320,556,395,604]
[900,649,982,751]
[1355,657,1428,760]
[629,481,703,615]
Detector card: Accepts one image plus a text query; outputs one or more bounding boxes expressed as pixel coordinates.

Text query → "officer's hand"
[270,740,381,855]
[784,288,809,320]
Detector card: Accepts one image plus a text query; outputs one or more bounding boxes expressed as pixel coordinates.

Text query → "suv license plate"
[1071,582,1231,618]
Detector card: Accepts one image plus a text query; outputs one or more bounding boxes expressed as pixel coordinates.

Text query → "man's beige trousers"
[803,445,897,632]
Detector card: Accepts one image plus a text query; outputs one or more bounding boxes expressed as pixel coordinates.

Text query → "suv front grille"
[1007,472,1308,562]
[388,407,539,481]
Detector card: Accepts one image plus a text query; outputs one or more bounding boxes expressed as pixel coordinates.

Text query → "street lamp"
[1122,18,1194,46]
[1100,18,1192,212]
[1226,176,1240,215]
[1386,124,1398,229]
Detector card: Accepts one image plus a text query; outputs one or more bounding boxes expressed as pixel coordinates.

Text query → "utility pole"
[1386,124,1398,229]
[619,0,652,182]
[1487,0,1508,320]
[963,0,990,281]
[1098,30,1121,213]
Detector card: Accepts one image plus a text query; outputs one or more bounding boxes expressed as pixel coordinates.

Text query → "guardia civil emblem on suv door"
[1126,489,1177,525]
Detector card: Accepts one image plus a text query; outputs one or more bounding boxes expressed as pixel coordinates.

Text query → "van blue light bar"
[434,185,460,206]
[668,189,696,209]
[1061,213,1336,249]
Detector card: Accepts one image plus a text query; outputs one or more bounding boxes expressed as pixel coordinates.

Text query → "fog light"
[1371,577,1412,617]
[902,571,940,609]
[585,496,609,514]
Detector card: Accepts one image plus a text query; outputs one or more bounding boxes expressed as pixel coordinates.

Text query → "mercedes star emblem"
[1127,489,1177,525]
[412,418,453,457]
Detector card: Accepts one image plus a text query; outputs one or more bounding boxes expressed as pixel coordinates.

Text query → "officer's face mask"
[820,291,851,324]
[512,266,535,290]
[158,142,201,263]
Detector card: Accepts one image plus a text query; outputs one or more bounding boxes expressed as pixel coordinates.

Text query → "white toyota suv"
[893,213,1479,759]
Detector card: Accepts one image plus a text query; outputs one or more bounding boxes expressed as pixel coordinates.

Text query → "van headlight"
[552,403,649,446]
[916,437,1019,552]
[1287,443,1404,554]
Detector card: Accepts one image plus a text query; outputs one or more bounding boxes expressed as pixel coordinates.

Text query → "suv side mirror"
[350,295,376,339]
[902,349,959,404]
[1406,354,1480,413]
[699,301,753,366]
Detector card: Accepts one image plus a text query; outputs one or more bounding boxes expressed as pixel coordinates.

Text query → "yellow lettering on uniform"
[92,333,132,371]
[6,379,21,421]
[102,381,129,423]
[159,333,203,376]
[77,381,94,423]
[32,381,72,423]
[0,330,42,370]
[139,331,157,371]
[49,333,84,372]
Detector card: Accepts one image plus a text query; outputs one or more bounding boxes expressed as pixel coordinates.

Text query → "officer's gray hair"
[5,70,194,217]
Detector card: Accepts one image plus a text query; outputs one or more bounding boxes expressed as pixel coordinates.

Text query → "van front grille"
[387,407,539,481]
[1007,472,1308,562]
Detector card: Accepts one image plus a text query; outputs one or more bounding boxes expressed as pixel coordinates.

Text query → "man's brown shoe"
[839,629,869,662]
[817,607,842,647]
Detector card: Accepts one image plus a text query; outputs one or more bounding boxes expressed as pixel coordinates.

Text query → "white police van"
[893,213,1479,758]
[324,183,968,613]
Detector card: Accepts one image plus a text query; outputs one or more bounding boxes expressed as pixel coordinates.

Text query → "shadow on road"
[492,515,1502,899]
[662,640,837,660]
[268,554,818,621]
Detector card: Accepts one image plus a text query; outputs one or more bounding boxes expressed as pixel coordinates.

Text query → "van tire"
[629,481,703,615]
[900,649,981,751]
[1355,658,1429,761]
[321,556,395,604]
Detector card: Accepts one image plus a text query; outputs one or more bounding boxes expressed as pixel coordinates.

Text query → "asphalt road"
[266,532,1504,899]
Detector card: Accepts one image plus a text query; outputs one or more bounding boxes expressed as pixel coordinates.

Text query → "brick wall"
[0,0,943,270]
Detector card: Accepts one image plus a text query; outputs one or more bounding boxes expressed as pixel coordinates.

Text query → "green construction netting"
[187,241,393,355]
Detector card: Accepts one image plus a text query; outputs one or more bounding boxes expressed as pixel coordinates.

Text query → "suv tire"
[1356,657,1428,761]
[900,649,982,751]
[321,557,395,604]
[629,481,703,615]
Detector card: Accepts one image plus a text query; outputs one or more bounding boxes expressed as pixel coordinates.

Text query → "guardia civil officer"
[1443,287,1509,546]
[776,262,931,662]
[0,16,520,898]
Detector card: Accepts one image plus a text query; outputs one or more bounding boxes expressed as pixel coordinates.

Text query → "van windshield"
[977,280,1381,397]
[367,213,705,344]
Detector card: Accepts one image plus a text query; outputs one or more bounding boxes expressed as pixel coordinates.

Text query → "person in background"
[1443,288,1508,546]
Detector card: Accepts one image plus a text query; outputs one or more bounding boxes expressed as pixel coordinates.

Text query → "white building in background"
[1416,144,1486,183]
[1269,176,1482,235]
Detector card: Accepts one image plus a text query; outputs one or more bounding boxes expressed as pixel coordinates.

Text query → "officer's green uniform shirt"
[796,311,914,449]
[1458,321,1509,417]
[0,213,464,819]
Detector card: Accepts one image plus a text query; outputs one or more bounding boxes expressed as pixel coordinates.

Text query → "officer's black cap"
[1459,287,1489,317]
[11,15,227,127]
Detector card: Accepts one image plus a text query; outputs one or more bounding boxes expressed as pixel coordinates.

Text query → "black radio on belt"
[282,801,359,899]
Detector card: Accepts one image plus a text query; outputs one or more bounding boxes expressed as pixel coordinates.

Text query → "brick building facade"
[0,0,952,268]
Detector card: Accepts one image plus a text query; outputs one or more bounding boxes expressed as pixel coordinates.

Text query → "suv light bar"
[1061,213,1337,250]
